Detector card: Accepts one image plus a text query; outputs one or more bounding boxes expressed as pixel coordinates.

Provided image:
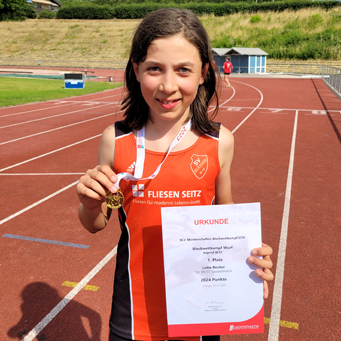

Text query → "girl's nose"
[159,72,177,94]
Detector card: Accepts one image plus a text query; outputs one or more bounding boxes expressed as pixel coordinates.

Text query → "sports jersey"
[223,61,232,74]
[109,121,221,340]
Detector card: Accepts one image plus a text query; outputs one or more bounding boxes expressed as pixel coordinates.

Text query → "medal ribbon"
[105,120,192,209]
[115,119,192,188]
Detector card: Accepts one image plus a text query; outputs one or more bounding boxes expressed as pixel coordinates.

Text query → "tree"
[0,0,36,21]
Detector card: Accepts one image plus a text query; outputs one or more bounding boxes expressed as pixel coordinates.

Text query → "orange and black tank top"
[109,121,221,340]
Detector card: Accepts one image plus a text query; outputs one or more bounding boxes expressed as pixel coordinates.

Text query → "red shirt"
[223,61,233,73]
[110,121,221,340]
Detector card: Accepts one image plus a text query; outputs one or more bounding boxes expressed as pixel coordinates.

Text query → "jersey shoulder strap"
[205,122,221,139]
[115,120,133,138]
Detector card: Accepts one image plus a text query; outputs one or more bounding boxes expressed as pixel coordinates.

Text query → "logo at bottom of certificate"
[229,325,260,331]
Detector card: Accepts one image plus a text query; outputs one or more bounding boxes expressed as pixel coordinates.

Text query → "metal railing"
[319,65,341,97]
[267,63,341,96]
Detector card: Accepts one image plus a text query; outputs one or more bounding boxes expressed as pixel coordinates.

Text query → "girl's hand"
[76,165,118,210]
[248,243,274,299]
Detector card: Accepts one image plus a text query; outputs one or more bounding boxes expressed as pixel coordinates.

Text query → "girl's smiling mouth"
[157,98,181,109]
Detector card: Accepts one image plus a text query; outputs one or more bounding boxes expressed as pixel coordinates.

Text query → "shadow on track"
[311,79,341,144]
[8,282,102,341]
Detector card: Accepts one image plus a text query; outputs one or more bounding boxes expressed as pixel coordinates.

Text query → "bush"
[55,1,341,20]
[250,14,261,23]
[38,9,56,19]
[25,6,38,19]
[56,4,116,19]
[0,0,37,21]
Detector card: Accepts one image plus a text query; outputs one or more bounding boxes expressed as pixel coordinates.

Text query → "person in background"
[223,56,233,87]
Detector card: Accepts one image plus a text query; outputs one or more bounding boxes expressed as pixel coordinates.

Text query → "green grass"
[0,78,123,107]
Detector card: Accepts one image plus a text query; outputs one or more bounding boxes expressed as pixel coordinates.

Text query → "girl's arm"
[215,125,274,298]
[215,125,234,205]
[76,125,118,233]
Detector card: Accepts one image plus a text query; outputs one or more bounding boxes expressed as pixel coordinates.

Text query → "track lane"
[0,87,126,116]
[276,111,341,341]
[1,77,340,341]
[1,79,260,341]
[0,90,125,123]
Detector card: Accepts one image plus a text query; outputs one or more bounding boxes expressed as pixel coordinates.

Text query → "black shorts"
[109,330,220,341]
[224,72,230,75]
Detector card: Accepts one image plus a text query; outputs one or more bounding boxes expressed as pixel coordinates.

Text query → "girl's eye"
[179,67,191,74]
[148,66,161,73]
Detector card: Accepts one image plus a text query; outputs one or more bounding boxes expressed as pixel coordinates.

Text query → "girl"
[76,8,273,341]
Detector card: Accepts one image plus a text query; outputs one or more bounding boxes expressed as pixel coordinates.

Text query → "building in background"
[28,0,62,12]
[212,47,268,74]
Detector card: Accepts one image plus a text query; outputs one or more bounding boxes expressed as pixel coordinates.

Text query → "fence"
[322,66,341,96]
[0,59,340,97]
[267,63,341,97]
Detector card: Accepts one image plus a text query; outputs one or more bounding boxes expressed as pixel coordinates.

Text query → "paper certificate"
[161,203,264,336]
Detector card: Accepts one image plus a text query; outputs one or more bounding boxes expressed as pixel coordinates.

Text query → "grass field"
[0,78,122,107]
[0,7,340,64]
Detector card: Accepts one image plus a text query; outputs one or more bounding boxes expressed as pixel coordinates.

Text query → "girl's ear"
[132,59,140,83]
[200,63,209,85]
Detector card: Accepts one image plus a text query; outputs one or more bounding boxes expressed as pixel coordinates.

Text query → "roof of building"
[212,47,268,56]
[52,0,62,6]
[31,0,61,6]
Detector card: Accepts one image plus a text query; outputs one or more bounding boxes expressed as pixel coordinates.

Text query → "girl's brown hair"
[122,8,219,133]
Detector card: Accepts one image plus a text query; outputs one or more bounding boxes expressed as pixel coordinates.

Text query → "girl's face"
[133,34,207,126]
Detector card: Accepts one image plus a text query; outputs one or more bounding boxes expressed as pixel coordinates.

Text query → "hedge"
[56,1,341,20]
[56,5,115,19]
[0,0,37,21]
[38,9,56,19]
[95,0,279,4]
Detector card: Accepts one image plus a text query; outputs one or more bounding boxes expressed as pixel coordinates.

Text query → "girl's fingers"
[248,242,273,269]
[96,165,118,186]
[255,268,274,282]
[252,243,273,257]
[76,181,103,201]
[263,280,269,299]
[77,166,118,199]
[248,254,273,270]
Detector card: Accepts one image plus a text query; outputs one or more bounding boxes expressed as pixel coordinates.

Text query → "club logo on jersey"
[132,184,144,197]
[190,154,208,179]
[127,162,135,174]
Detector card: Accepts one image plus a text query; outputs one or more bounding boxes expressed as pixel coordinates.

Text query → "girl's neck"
[142,116,198,153]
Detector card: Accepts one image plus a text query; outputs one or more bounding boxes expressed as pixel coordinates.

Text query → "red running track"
[0,77,340,341]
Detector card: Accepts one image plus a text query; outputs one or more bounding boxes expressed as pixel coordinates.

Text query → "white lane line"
[0,109,123,146]
[219,105,340,113]
[0,103,111,129]
[0,87,125,117]
[0,101,64,117]
[268,110,298,341]
[207,86,236,114]
[0,103,73,118]
[230,80,263,133]
[0,134,101,172]
[21,246,118,341]
[54,100,121,105]
[0,181,78,225]
[0,91,124,128]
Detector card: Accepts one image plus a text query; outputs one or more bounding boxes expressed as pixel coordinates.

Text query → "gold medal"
[105,189,124,209]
